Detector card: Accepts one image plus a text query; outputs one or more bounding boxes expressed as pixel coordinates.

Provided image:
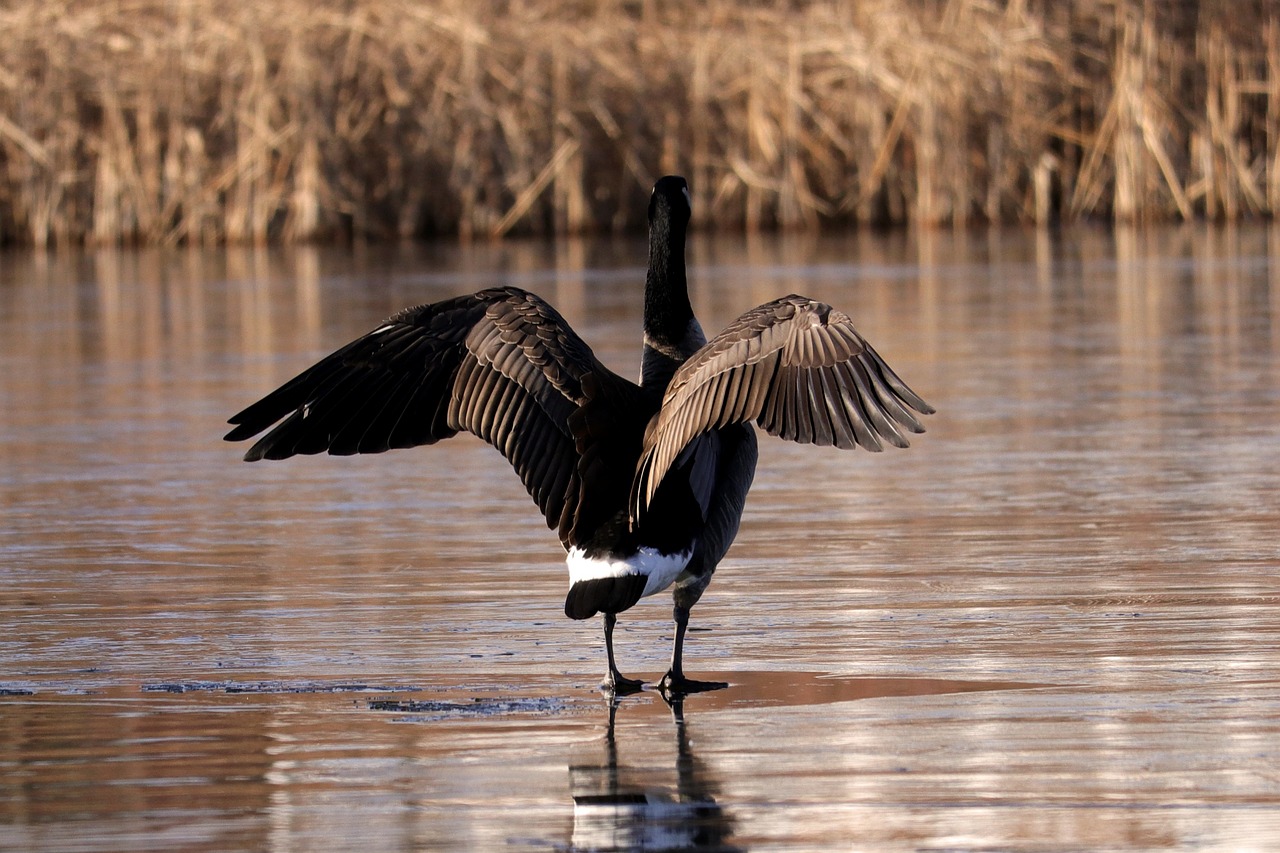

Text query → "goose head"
[649,175,692,230]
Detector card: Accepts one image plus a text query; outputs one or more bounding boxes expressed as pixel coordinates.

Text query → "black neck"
[644,210,693,345]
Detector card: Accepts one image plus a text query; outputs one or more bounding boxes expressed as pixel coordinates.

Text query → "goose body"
[226,176,933,694]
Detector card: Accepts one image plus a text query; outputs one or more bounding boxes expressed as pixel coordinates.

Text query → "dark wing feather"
[226,286,637,544]
[632,294,933,520]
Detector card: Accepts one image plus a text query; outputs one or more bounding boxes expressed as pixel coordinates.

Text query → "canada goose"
[225,175,933,695]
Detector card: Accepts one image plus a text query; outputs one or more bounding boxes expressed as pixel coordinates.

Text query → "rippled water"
[2,226,1279,851]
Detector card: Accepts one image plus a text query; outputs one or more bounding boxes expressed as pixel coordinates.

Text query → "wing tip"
[223,423,258,443]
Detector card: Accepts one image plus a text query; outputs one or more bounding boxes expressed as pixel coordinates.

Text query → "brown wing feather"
[632,294,933,521]
[225,286,635,544]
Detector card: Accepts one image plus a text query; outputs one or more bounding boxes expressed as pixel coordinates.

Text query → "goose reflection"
[569,695,740,852]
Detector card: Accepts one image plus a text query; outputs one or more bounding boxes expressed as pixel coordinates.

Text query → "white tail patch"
[566,547,692,599]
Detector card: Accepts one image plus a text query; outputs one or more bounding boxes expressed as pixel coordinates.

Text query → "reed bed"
[1,0,1277,245]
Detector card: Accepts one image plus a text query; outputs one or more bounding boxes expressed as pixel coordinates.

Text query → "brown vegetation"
[1,0,1278,245]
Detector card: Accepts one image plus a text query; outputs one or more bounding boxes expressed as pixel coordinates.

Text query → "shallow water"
[2,226,1279,851]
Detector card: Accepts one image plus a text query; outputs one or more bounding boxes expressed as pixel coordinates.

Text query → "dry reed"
[1,0,1277,246]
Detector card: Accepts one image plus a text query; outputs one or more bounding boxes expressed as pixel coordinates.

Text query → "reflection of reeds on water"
[2,0,1278,246]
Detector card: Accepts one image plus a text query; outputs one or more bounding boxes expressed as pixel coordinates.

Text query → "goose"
[225,175,933,695]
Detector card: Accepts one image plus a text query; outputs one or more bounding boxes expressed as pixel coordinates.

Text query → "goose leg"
[601,613,644,695]
[658,605,728,695]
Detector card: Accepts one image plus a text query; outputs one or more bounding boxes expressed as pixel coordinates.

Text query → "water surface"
[2,227,1279,850]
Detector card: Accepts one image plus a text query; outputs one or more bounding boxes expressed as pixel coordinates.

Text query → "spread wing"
[225,286,639,545]
[631,294,934,520]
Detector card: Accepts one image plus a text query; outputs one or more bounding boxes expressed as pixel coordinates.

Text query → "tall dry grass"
[1,0,1278,246]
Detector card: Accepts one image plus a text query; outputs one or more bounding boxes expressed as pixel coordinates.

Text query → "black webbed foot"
[601,672,646,696]
[658,603,727,697]
[657,671,729,697]
[599,612,644,696]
